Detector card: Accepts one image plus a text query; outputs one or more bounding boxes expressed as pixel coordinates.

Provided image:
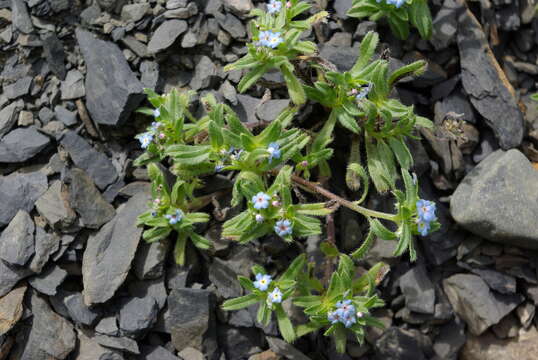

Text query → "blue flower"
[267,142,281,162]
[267,0,282,14]
[267,31,283,48]
[165,209,184,225]
[393,0,405,7]
[151,211,157,217]
[268,287,283,303]
[252,192,271,210]
[257,31,272,47]
[355,83,372,101]
[328,308,345,325]
[255,214,265,223]
[274,219,292,237]
[254,273,272,291]
[416,199,436,222]
[153,108,160,118]
[215,164,224,173]
[343,315,356,328]
[150,121,162,133]
[416,218,431,236]
[137,132,153,149]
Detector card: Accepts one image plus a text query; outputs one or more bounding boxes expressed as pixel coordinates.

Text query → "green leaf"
[280,62,306,105]
[388,137,413,169]
[388,60,426,87]
[408,0,433,39]
[257,300,271,325]
[351,229,375,259]
[294,203,333,216]
[238,64,271,93]
[387,13,410,40]
[350,31,379,76]
[333,325,347,353]
[222,294,260,311]
[370,218,397,240]
[142,227,171,243]
[415,116,434,129]
[274,304,297,343]
[296,322,322,337]
[208,120,224,149]
[279,254,306,282]
[346,163,369,203]
[320,241,340,257]
[190,232,212,250]
[174,233,188,265]
[336,108,360,134]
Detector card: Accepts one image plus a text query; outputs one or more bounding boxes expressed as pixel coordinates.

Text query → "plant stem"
[290,175,398,222]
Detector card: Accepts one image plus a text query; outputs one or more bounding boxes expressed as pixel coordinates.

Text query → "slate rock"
[374,327,428,360]
[11,0,33,33]
[95,334,140,354]
[217,13,246,39]
[121,3,149,22]
[35,180,77,230]
[256,99,290,122]
[29,227,60,273]
[169,288,215,352]
[67,168,115,229]
[461,326,538,360]
[457,4,523,149]
[133,239,168,280]
[443,273,523,335]
[41,33,66,80]
[189,55,218,90]
[28,265,67,296]
[54,106,77,126]
[0,171,47,226]
[76,28,145,126]
[0,127,50,163]
[73,329,124,360]
[60,70,85,100]
[218,325,262,360]
[431,0,462,50]
[0,210,34,266]
[433,317,466,360]
[319,44,359,71]
[231,94,259,123]
[223,0,253,15]
[64,293,100,326]
[119,297,159,335]
[82,192,148,305]
[399,265,436,314]
[3,76,32,100]
[469,268,516,294]
[140,60,160,90]
[208,258,242,299]
[266,336,310,360]
[451,150,538,250]
[61,131,118,190]
[147,19,188,53]
[128,277,167,310]
[19,291,76,360]
[142,345,180,360]
[333,0,352,19]
[0,102,21,137]
[0,284,26,336]
[0,259,31,297]
[95,316,119,336]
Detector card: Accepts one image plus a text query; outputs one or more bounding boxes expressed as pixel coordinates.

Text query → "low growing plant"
[134,0,439,353]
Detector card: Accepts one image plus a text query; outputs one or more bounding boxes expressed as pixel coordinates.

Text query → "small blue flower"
[268,287,283,304]
[355,83,372,101]
[153,108,161,118]
[255,214,265,223]
[252,192,271,210]
[151,211,157,217]
[150,121,162,133]
[393,0,405,7]
[257,31,272,47]
[165,209,184,225]
[328,308,345,325]
[416,218,431,236]
[274,219,292,237]
[343,315,356,328]
[267,0,282,14]
[416,199,436,222]
[137,132,153,149]
[215,164,224,173]
[254,273,272,291]
[267,142,281,162]
[267,31,283,49]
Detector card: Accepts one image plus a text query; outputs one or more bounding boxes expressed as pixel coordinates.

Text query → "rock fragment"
[0,127,50,163]
[0,210,34,266]
[147,19,188,53]
[0,171,47,226]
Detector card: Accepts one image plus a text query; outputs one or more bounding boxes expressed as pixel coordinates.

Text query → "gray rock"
[399,265,436,314]
[54,106,77,126]
[142,345,180,360]
[333,0,352,19]
[218,325,262,359]
[431,0,462,50]
[164,2,198,18]
[469,268,516,294]
[374,327,427,360]
[0,284,26,336]
[266,337,310,360]
[0,102,21,137]
[491,313,519,339]
[433,317,466,360]
[434,90,476,124]
[35,180,77,230]
[3,76,32,100]
[0,171,47,226]
[42,33,66,80]
[189,55,218,90]
[0,210,34,266]
[217,13,246,39]
[0,259,32,297]
[49,0,69,12]
[64,293,100,326]
[73,329,124,360]
[38,108,55,124]
[461,326,538,360]
[133,239,168,280]
[61,131,118,190]
[320,44,359,71]
[140,61,160,90]
[76,28,145,126]
[223,0,252,15]
[95,316,119,336]
[208,258,242,299]
[256,99,290,122]
[28,265,67,296]
[60,70,85,100]
[82,192,149,305]
[0,127,50,163]
[443,273,523,335]
[231,94,259,123]
[128,277,167,310]
[19,291,76,360]
[67,168,115,229]
[119,297,159,335]
[121,3,149,22]
[451,150,538,249]
[169,288,215,352]
[29,227,60,273]
[458,6,523,149]
[147,19,188,54]
[95,334,140,354]
[11,0,34,33]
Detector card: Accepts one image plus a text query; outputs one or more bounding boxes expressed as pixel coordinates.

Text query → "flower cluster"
[136,108,165,149]
[165,209,184,225]
[376,0,405,8]
[267,0,282,13]
[251,192,293,237]
[267,142,281,162]
[257,30,284,49]
[415,199,436,236]
[328,300,364,328]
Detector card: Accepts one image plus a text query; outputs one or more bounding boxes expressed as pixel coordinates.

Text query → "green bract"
[133,2,440,353]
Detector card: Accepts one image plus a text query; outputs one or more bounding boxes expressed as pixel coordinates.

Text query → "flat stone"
[169,288,215,352]
[443,273,523,335]
[67,168,115,229]
[189,55,218,90]
[3,76,32,100]
[61,131,118,190]
[73,329,123,360]
[121,3,149,22]
[164,3,198,18]
[95,334,140,354]
[143,345,180,360]
[60,70,85,100]
[256,99,290,122]
[0,210,34,266]
[19,291,76,360]
[450,150,538,250]
[0,127,50,163]
[433,317,466,360]
[11,0,33,33]
[82,192,149,305]
[374,327,427,360]
[35,180,77,230]
[119,297,159,335]
[223,0,253,15]
[76,28,145,126]
[0,259,31,297]
[431,0,462,50]
[128,277,167,310]
[461,326,538,360]
[457,4,523,149]
[54,106,77,126]
[0,102,21,137]
[64,293,100,326]
[266,337,310,360]
[217,13,246,39]
[95,316,118,336]
[0,171,47,227]
[28,265,67,296]
[399,265,436,314]
[133,239,168,280]
[469,268,516,294]
[0,284,26,336]
[41,33,66,80]
[29,226,60,273]
[147,19,188,54]
[208,258,242,299]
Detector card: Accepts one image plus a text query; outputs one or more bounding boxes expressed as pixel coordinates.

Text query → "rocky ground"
[0,0,538,359]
